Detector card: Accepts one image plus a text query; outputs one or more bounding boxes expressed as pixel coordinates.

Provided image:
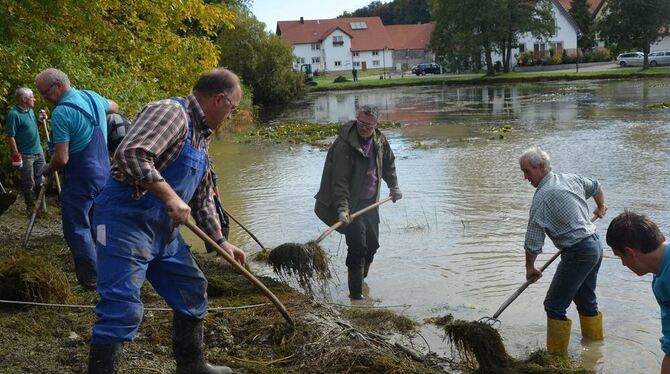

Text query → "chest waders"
[57,91,110,289]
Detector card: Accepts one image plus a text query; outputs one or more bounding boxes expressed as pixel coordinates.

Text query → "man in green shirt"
[5,87,46,213]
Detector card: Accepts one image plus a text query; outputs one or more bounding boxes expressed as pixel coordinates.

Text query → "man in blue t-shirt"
[606,211,670,374]
[35,68,118,289]
[5,87,46,213]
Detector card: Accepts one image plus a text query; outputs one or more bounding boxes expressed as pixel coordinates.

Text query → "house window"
[350,22,368,30]
[312,57,320,63]
[311,44,321,50]
[352,51,359,57]
[518,44,525,53]
[353,61,360,67]
[533,43,547,59]
[333,36,344,47]
[335,61,342,66]
[372,51,379,56]
[372,60,380,66]
[296,57,305,64]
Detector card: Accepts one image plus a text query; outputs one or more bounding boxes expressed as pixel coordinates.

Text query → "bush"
[517,51,533,66]
[333,75,349,83]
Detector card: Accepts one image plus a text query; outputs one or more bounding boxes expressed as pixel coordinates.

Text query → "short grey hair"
[35,68,71,87]
[357,105,379,119]
[519,145,552,171]
[14,87,33,102]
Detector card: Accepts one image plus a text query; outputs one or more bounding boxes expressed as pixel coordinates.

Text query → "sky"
[250,0,387,32]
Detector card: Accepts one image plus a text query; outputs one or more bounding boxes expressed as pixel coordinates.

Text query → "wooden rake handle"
[41,118,62,196]
[491,215,599,320]
[222,207,266,251]
[184,220,294,326]
[314,197,393,244]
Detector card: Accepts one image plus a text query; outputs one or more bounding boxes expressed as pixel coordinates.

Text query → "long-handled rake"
[480,215,600,327]
[268,197,393,288]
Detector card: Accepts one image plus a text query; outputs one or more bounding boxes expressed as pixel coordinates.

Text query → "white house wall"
[353,50,394,72]
[491,1,577,66]
[652,36,670,52]
[292,43,325,72]
[322,30,353,72]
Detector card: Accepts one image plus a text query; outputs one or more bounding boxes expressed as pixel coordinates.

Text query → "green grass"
[648,100,670,109]
[308,66,670,91]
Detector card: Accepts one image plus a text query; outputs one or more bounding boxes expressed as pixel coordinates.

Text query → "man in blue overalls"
[35,68,119,290]
[87,68,246,374]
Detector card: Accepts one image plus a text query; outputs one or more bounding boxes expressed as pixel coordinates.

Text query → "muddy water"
[200,79,670,373]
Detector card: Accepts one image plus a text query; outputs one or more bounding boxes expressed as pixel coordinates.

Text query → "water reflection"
[199,79,670,374]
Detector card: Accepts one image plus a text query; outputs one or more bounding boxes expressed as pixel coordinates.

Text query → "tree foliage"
[569,0,594,51]
[597,0,670,68]
[217,12,305,106]
[340,0,431,25]
[429,0,554,74]
[0,0,235,120]
[0,0,235,184]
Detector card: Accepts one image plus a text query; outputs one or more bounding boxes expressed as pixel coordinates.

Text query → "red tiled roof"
[385,23,434,50]
[277,17,394,51]
[557,0,604,15]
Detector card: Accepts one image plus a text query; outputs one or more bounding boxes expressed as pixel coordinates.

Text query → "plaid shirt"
[111,94,224,244]
[524,172,601,254]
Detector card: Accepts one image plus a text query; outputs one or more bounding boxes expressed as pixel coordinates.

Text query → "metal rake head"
[478,316,502,329]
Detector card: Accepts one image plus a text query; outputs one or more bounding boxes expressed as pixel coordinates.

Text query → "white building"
[277,17,433,73]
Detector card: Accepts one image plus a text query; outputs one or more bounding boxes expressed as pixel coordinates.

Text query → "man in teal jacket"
[314,105,401,299]
[5,87,46,213]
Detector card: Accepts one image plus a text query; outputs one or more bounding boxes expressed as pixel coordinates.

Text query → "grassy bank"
[309,66,670,91]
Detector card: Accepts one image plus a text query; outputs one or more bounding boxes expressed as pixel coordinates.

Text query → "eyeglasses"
[222,92,238,114]
[38,82,57,97]
[356,119,377,130]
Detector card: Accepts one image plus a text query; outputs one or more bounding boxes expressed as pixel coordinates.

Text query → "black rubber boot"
[88,343,123,374]
[348,257,365,300]
[173,313,233,374]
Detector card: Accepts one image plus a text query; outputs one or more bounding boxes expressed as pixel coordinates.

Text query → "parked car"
[616,52,644,67]
[412,63,441,75]
[649,51,670,67]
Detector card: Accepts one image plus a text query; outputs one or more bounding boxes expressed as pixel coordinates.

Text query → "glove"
[47,140,55,156]
[11,153,22,168]
[390,186,402,202]
[338,210,351,225]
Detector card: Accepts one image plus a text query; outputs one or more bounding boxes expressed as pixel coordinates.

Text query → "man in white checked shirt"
[519,146,607,355]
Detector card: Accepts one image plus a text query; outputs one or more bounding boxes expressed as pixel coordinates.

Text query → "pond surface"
[200,79,670,373]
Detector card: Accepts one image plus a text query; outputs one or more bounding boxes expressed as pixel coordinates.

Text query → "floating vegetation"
[482,124,514,140]
[267,241,331,289]
[0,255,74,303]
[410,141,441,150]
[343,308,417,335]
[427,314,594,373]
[648,100,670,109]
[237,121,402,146]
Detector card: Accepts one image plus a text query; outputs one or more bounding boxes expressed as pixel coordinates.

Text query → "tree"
[569,0,594,51]
[340,0,431,25]
[597,0,670,69]
[217,13,305,106]
[0,0,235,184]
[430,0,555,74]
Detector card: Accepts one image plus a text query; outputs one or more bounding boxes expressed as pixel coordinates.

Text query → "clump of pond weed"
[0,255,74,303]
[483,124,513,140]
[342,308,417,334]
[648,100,670,109]
[266,241,331,290]
[427,314,593,374]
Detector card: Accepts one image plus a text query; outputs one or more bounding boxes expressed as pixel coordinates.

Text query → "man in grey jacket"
[314,105,402,299]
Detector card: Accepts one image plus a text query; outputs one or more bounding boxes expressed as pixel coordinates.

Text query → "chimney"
[300,17,304,24]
